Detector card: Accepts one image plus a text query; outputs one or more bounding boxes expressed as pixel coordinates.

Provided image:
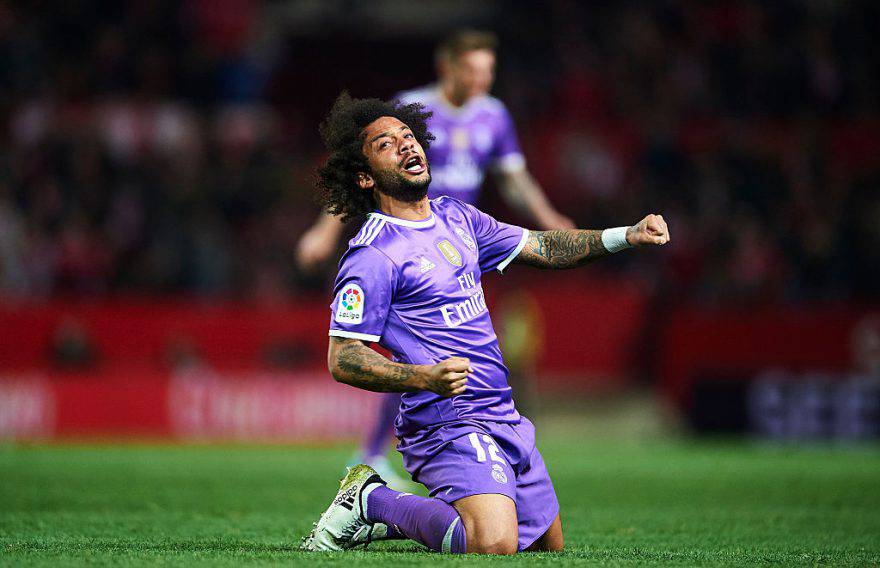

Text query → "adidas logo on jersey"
[420,256,436,273]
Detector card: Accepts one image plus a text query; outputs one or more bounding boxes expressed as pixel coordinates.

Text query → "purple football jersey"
[328,196,529,436]
[397,85,525,205]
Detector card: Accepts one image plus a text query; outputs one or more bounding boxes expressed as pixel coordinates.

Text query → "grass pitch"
[1,436,878,566]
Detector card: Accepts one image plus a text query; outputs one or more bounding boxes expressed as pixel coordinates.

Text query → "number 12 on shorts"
[468,432,505,464]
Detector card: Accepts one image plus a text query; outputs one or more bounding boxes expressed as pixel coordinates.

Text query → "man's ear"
[357,172,374,190]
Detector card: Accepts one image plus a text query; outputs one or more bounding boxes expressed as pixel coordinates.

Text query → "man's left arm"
[495,168,576,231]
[514,213,670,269]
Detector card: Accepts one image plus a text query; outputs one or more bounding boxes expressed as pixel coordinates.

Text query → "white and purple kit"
[329,197,559,549]
[358,85,529,461]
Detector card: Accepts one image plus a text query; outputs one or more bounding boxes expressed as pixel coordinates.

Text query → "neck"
[440,80,467,108]
[375,192,432,221]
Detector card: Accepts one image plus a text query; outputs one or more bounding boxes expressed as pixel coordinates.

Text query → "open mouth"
[402,155,426,174]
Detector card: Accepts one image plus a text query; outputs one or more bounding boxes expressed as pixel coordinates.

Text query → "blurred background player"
[295,30,575,481]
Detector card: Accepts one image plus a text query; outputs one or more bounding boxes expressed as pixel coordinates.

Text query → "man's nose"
[399,138,415,154]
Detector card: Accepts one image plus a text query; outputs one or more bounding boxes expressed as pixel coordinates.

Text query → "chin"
[374,168,431,202]
[403,170,431,190]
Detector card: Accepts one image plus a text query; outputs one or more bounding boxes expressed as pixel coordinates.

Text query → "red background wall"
[0,282,873,440]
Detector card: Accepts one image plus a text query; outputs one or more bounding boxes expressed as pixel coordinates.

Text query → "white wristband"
[601,227,632,253]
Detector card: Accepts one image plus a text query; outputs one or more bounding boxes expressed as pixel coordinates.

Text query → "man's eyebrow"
[369,125,410,144]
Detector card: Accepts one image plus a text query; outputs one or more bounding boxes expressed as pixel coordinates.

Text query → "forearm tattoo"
[331,337,419,392]
[515,230,610,269]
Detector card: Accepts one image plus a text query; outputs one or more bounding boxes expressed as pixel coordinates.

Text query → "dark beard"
[372,166,431,203]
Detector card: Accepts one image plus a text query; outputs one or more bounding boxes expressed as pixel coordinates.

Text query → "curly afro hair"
[316,91,434,222]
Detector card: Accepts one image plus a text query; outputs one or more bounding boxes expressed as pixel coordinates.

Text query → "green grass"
[1,437,879,566]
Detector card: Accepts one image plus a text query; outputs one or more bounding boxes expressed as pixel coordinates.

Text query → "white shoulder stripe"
[352,218,370,245]
[354,217,380,245]
[361,219,386,245]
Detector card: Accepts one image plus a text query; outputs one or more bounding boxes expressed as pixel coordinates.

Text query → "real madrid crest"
[436,239,463,267]
[454,227,477,252]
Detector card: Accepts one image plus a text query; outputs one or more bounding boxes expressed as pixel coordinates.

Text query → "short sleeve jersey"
[397,85,525,205]
[329,197,529,435]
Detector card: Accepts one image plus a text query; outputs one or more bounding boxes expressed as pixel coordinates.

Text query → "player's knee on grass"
[453,493,518,555]
[463,517,518,555]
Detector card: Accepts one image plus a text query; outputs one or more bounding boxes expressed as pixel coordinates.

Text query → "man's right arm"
[328,337,471,397]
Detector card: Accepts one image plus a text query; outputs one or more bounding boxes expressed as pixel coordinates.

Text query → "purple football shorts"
[397,415,559,551]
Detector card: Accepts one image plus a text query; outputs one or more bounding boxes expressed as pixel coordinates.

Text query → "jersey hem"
[497,227,529,274]
[397,412,522,439]
[328,329,381,342]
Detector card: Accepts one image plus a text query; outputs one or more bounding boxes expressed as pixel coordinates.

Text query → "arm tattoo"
[514,229,610,269]
[330,337,421,392]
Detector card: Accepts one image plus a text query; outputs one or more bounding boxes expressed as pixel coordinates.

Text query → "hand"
[626,214,670,247]
[296,220,341,271]
[420,357,472,397]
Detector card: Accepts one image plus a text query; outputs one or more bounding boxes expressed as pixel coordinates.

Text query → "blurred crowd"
[0,1,878,305]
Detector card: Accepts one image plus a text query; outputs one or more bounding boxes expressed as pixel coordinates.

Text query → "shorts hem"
[434,489,516,507]
[517,502,560,552]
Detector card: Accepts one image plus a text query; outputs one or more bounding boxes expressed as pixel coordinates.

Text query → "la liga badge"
[335,283,365,324]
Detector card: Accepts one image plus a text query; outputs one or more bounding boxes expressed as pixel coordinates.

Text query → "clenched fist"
[420,356,472,397]
[626,214,671,246]
[296,224,339,271]
[296,215,345,272]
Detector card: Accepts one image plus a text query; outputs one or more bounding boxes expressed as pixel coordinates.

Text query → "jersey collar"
[368,210,436,228]
[430,84,482,120]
